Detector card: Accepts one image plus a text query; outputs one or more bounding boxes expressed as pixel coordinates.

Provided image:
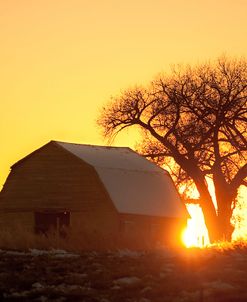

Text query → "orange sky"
[1,0,247,188]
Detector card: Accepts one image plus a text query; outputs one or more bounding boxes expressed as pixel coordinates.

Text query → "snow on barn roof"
[55,141,188,218]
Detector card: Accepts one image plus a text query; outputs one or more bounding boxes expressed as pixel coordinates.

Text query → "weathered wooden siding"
[119,213,186,246]
[0,212,34,232]
[71,211,119,243]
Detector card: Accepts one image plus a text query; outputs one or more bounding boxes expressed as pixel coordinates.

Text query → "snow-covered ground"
[0,246,246,301]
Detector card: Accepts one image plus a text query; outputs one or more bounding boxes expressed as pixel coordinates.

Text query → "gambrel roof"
[54,141,188,219]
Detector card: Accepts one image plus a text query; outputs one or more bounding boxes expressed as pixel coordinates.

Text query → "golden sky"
[1,0,247,187]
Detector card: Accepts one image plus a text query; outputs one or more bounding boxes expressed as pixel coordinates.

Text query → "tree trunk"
[192,176,219,242]
[214,185,235,241]
[199,197,234,242]
[192,166,237,242]
[217,200,234,241]
[199,196,219,243]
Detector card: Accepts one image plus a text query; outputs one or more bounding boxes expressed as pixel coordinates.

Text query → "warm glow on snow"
[182,204,210,248]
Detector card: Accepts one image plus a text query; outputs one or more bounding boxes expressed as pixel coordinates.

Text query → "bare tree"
[98,57,247,242]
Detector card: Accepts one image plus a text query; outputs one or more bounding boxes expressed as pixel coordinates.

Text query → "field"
[0,244,247,302]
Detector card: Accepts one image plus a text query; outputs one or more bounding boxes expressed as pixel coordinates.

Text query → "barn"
[0,141,188,248]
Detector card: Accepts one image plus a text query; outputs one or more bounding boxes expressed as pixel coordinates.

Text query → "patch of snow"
[159,248,176,259]
[29,249,79,258]
[53,252,79,258]
[29,249,50,256]
[36,296,48,302]
[4,250,27,256]
[181,290,202,300]
[140,286,152,294]
[32,282,44,289]
[231,252,247,262]
[5,290,30,298]
[100,299,110,302]
[117,249,143,258]
[161,267,174,274]
[0,248,80,257]
[114,276,141,287]
[203,280,235,290]
[159,272,168,278]
[139,298,151,302]
[91,262,104,269]
[111,285,121,290]
[69,272,88,279]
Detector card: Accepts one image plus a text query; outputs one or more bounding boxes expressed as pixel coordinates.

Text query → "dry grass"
[1,222,246,253]
[0,227,110,251]
[0,225,162,251]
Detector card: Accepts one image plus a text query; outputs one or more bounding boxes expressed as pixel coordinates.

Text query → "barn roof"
[55,141,164,173]
[55,141,188,219]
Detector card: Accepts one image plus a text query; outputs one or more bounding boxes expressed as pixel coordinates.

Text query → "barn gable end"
[1,142,115,210]
[0,142,119,238]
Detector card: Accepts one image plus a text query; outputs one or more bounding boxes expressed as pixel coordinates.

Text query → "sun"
[182,204,210,248]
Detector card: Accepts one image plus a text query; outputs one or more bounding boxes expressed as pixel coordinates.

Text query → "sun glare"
[231,186,247,241]
[182,186,247,248]
[182,204,210,248]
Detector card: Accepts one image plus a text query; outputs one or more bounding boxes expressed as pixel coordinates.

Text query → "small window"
[120,220,134,233]
[34,211,70,237]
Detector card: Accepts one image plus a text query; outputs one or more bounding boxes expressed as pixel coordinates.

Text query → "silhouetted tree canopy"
[98,57,247,242]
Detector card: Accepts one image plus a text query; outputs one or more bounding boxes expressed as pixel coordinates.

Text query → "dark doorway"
[34,211,70,237]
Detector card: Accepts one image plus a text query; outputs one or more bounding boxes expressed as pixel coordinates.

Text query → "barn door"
[34,211,70,236]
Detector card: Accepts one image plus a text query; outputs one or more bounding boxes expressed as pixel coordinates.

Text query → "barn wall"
[0,142,119,238]
[70,211,119,248]
[0,212,34,232]
[119,213,187,247]
[0,209,120,250]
